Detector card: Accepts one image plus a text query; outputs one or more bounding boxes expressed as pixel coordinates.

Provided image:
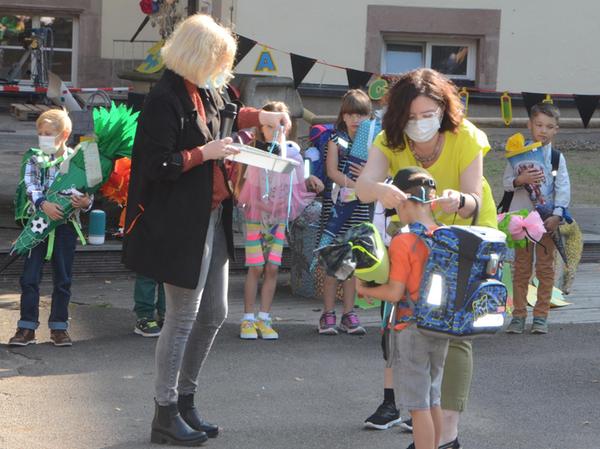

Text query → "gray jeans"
[155,208,228,405]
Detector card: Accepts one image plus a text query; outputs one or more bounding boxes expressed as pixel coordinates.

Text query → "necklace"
[409,134,443,164]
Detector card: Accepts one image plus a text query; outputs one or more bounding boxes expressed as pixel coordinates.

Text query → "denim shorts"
[392,324,449,411]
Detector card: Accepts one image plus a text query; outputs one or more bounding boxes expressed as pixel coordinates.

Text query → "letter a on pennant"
[254,46,277,73]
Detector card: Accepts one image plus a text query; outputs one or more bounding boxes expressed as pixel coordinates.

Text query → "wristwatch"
[458,193,466,210]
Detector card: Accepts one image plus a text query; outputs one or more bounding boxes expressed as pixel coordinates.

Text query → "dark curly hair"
[382,68,464,151]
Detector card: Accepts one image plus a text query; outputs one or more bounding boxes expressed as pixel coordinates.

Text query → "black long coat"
[122,69,235,289]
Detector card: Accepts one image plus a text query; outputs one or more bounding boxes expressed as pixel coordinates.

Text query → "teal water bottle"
[88,209,106,245]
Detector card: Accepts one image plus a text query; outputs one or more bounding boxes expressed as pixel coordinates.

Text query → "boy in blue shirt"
[503,103,570,334]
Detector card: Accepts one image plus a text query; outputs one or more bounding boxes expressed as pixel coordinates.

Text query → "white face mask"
[38,135,59,155]
[405,113,441,143]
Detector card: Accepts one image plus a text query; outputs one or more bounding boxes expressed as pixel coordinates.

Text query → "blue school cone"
[88,209,106,245]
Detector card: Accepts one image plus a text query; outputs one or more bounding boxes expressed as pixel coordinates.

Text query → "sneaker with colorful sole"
[339,310,366,335]
[318,311,338,335]
[240,320,258,340]
[256,319,279,340]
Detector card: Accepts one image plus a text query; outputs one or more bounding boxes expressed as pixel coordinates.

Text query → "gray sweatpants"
[155,208,228,405]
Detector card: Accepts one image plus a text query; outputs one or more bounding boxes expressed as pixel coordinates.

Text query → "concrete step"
[582,234,600,264]
[1,234,598,280]
[0,234,293,280]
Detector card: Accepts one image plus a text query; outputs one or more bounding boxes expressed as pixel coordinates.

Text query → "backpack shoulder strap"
[407,222,431,246]
[550,148,561,178]
[549,147,569,221]
[497,191,514,214]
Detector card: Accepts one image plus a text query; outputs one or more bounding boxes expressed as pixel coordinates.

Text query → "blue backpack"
[409,223,509,339]
[306,123,334,184]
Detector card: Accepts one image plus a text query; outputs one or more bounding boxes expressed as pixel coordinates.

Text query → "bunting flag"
[136,40,165,74]
[290,53,317,88]
[500,92,513,126]
[521,92,547,116]
[573,94,600,128]
[368,78,389,100]
[233,33,256,68]
[458,87,469,117]
[255,47,277,72]
[226,32,598,128]
[346,68,373,90]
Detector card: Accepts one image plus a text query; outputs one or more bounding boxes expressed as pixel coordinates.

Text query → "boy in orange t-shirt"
[356,166,449,449]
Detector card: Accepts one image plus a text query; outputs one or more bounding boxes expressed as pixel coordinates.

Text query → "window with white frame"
[383,38,477,81]
[0,13,76,83]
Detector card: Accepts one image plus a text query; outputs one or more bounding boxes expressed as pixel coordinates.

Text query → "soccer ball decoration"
[31,216,49,234]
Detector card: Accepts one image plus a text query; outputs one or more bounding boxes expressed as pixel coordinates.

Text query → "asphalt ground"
[1,111,599,449]
[1,299,599,449]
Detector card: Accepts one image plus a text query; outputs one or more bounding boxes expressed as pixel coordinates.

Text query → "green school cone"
[9,103,138,258]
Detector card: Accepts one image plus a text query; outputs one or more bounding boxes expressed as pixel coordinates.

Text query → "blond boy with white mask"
[37,113,70,155]
[8,109,92,348]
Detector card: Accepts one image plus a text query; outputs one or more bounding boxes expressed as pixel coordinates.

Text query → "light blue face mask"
[408,186,438,204]
[204,73,227,89]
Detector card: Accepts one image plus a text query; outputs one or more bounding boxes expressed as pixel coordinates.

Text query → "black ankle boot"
[177,394,219,438]
[151,400,208,446]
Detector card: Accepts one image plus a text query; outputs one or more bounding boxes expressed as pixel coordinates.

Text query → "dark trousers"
[133,274,166,320]
[18,224,77,330]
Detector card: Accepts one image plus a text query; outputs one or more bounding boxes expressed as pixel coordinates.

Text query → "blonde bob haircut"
[161,14,236,90]
[36,108,72,135]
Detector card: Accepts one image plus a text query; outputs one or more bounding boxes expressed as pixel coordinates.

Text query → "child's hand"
[517,168,544,186]
[544,215,561,232]
[71,193,91,210]
[348,162,365,178]
[355,278,367,298]
[355,280,376,305]
[41,201,64,221]
[306,175,324,193]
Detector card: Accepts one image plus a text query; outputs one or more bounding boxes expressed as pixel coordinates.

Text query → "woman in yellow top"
[356,68,496,449]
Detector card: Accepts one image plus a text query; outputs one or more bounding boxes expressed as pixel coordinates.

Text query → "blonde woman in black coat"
[123,15,291,446]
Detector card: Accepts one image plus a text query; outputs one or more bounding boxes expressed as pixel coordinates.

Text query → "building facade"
[1,1,598,97]
[230,0,600,95]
